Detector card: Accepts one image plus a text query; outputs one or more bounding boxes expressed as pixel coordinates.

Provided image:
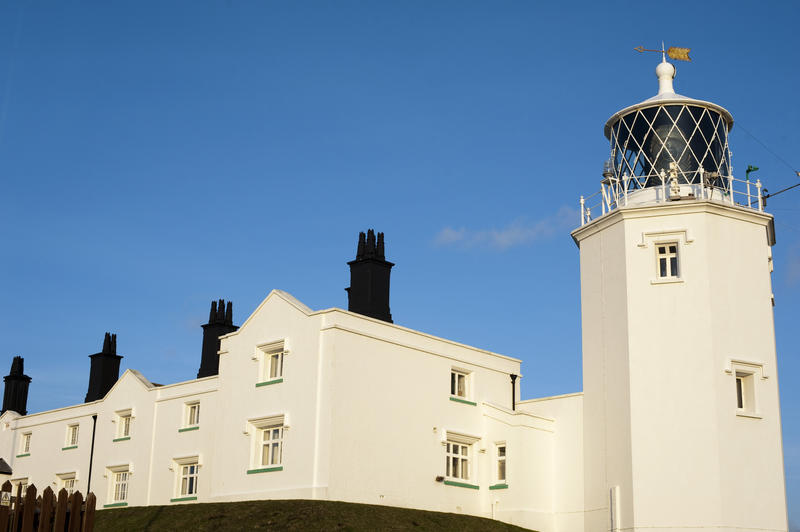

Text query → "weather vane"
[634,43,691,62]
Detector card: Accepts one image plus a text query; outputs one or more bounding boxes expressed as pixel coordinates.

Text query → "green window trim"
[178,426,200,433]
[61,445,78,451]
[15,453,29,458]
[170,496,198,503]
[443,480,479,490]
[246,466,283,475]
[112,437,131,442]
[449,396,477,406]
[103,502,128,508]
[489,483,509,490]
[255,378,284,388]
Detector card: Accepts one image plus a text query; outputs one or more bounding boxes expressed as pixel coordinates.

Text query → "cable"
[735,123,800,177]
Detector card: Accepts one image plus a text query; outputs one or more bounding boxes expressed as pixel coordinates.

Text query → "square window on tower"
[656,243,679,279]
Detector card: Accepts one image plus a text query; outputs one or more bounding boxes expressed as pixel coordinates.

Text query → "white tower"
[573,59,788,531]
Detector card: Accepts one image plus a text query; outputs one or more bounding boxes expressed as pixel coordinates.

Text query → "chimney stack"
[2,357,31,416]
[197,299,238,378]
[85,333,122,402]
[346,229,394,323]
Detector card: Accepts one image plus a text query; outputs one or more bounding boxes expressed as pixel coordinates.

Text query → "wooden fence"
[0,481,95,532]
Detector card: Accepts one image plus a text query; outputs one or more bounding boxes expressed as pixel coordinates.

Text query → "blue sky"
[1,0,798,524]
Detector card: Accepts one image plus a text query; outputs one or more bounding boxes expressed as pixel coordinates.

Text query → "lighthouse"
[573,57,788,531]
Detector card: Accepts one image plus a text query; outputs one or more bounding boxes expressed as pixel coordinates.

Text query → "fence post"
[0,480,11,531]
[579,196,585,226]
[38,487,56,532]
[756,180,763,211]
[21,484,36,532]
[54,488,69,532]
[11,483,23,532]
[68,491,83,532]
[83,493,97,532]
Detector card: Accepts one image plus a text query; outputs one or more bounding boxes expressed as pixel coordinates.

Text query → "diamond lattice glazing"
[609,104,731,189]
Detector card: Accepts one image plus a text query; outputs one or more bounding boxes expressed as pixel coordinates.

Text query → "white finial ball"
[655,61,675,80]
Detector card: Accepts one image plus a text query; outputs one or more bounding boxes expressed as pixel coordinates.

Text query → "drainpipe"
[86,414,97,494]
[510,374,517,411]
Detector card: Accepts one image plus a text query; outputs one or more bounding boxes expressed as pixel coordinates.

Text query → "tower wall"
[575,201,787,531]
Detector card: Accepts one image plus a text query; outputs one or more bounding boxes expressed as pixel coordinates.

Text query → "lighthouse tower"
[573,58,788,531]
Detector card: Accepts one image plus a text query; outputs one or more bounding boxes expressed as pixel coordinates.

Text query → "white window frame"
[11,478,28,495]
[450,369,469,399]
[185,402,200,428]
[726,359,766,419]
[107,465,131,504]
[65,424,79,447]
[115,410,133,439]
[655,242,679,279]
[255,341,287,386]
[171,456,200,500]
[495,442,507,484]
[19,433,31,455]
[445,440,470,481]
[246,414,287,472]
[443,431,480,486]
[57,472,77,496]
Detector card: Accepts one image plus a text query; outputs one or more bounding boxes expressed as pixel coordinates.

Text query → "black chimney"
[346,229,394,323]
[85,333,122,402]
[2,357,31,416]
[197,299,238,378]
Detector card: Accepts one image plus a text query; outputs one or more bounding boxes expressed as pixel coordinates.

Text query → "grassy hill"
[94,499,534,531]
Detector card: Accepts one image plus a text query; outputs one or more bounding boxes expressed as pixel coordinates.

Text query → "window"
[18,433,31,456]
[57,473,77,496]
[65,424,79,448]
[260,426,283,467]
[246,415,286,474]
[446,441,470,481]
[115,411,132,440]
[104,465,131,508]
[656,243,679,278]
[256,341,287,386]
[726,360,764,418]
[187,403,200,427]
[113,471,129,502]
[450,370,467,398]
[172,457,200,501]
[496,443,506,483]
[736,371,755,413]
[11,478,28,495]
[179,463,199,497]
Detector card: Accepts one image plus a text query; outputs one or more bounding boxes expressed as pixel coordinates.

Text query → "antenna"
[634,44,692,62]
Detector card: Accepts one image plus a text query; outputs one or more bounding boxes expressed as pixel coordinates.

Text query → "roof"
[604,60,734,139]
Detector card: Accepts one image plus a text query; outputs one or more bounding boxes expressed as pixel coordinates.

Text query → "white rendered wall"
[519,392,584,532]
[573,200,788,532]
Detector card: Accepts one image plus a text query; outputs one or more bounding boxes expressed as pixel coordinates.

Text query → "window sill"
[736,410,762,419]
[103,502,128,508]
[178,426,200,433]
[170,496,197,503]
[247,466,283,475]
[443,480,479,490]
[61,446,78,451]
[650,278,684,285]
[489,483,509,490]
[15,453,29,458]
[449,396,477,406]
[256,378,284,388]
[112,437,131,442]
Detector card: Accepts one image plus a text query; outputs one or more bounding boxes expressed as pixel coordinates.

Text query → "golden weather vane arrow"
[634,44,692,62]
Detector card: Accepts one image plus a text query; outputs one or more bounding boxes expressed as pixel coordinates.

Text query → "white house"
[0,59,789,532]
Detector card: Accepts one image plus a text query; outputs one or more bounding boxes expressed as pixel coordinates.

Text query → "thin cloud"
[435,206,578,251]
